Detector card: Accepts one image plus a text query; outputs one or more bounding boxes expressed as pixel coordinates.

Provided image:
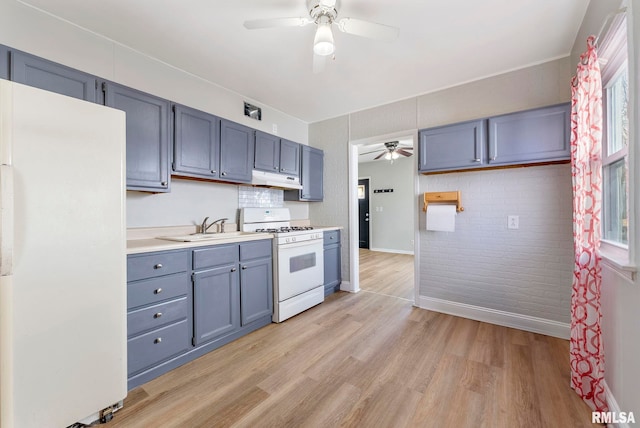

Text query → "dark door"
[358,179,370,249]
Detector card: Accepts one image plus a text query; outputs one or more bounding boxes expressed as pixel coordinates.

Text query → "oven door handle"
[278,239,323,250]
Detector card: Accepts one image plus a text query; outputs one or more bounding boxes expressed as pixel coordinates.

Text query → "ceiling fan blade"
[359,149,383,156]
[396,148,413,157]
[243,17,312,30]
[336,17,399,42]
[374,152,387,160]
[313,53,326,74]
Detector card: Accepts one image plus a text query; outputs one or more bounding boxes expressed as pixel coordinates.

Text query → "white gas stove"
[240,208,324,322]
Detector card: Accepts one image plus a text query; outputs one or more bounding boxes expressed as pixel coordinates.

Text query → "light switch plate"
[508,215,519,229]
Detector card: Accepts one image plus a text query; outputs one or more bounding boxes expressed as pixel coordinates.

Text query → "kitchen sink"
[156,231,254,242]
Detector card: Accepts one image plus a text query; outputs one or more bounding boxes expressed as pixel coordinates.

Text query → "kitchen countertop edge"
[127,233,275,255]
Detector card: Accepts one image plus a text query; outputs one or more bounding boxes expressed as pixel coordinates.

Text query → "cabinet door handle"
[161,181,167,186]
[211,170,216,174]
[154,288,163,294]
[230,267,237,272]
[154,337,162,344]
[473,158,481,162]
[154,312,163,319]
[242,265,248,270]
[154,263,163,269]
[490,156,496,161]
[221,172,227,176]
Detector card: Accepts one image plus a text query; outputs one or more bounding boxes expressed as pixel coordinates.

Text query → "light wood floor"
[111,259,594,427]
[359,248,414,300]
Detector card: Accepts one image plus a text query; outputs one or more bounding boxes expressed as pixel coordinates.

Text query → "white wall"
[571,0,640,418]
[0,0,310,228]
[358,157,414,254]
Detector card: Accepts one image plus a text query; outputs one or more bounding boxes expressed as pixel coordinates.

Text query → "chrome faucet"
[200,217,228,234]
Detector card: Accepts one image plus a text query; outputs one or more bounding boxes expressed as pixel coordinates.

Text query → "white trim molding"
[339,280,358,293]
[604,380,632,428]
[417,295,570,339]
[369,247,414,255]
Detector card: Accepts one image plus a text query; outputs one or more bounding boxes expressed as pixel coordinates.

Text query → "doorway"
[358,178,370,249]
[350,132,419,303]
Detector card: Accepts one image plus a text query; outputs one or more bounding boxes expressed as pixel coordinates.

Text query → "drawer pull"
[330,236,334,239]
[154,288,163,294]
[154,263,163,269]
[154,312,163,319]
[154,337,162,344]
[230,267,237,272]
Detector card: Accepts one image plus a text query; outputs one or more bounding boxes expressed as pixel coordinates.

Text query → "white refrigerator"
[0,80,127,427]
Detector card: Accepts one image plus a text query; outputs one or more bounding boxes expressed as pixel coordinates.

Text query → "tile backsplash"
[238,186,284,208]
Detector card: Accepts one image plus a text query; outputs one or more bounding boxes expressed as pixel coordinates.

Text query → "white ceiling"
[20,0,590,123]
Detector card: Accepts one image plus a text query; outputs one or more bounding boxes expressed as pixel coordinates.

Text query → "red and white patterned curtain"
[569,35,607,412]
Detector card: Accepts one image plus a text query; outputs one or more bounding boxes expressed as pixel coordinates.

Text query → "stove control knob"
[285,237,290,243]
[292,237,296,242]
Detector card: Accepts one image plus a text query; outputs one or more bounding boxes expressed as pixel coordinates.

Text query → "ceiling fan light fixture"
[384,152,392,160]
[313,18,335,56]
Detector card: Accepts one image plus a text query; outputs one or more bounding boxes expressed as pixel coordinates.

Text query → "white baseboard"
[368,247,414,255]
[417,296,570,339]
[340,281,359,293]
[604,380,631,428]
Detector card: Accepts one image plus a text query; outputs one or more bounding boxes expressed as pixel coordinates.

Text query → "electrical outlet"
[508,215,519,229]
[272,123,278,134]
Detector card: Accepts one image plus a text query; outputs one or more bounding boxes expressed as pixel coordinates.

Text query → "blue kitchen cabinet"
[279,139,301,176]
[418,119,486,172]
[104,82,171,192]
[10,49,97,102]
[323,230,341,296]
[219,119,254,183]
[487,103,571,166]
[126,250,191,388]
[285,145,324,201]
[0,45,9,80]
[192,264,241,346]
[254,130,280,173]
[239,240,273,325]
[419,103,571,173]
[254,131,301,176]
[173,104,220,180]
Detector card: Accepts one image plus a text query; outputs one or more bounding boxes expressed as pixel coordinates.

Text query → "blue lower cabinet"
[323,230,341,296]
[126,240,274,389]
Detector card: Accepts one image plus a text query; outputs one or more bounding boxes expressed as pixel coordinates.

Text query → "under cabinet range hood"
[251,170,302,190]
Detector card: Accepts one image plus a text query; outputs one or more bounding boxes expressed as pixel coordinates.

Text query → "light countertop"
[127,225,342,254]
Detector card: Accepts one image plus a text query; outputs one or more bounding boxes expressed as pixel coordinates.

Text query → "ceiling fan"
[243,0,399,72]
[360,141,413,162]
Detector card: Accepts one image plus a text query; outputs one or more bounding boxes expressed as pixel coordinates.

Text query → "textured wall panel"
[350,98,417,141]
[419,164,573,323]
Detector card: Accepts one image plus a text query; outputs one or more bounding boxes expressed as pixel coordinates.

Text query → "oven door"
[276,239,324,301]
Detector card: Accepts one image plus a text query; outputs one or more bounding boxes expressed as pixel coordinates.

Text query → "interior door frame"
[357,176,372,249]
[347,130,420,302]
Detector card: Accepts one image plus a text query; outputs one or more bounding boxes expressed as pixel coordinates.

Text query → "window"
[599,14,629,248]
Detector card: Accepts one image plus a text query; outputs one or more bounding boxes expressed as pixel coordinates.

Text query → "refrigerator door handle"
[0,165,13,276]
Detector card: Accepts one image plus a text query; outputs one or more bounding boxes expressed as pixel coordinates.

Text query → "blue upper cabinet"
[254,132,300,177]
[0,45,9,80]
[254,130,280,173]
[419,103,571,173]
[279,139,301,176]
[173,104,220,180]
[487,103,571,166]
[10,50,97,102]
[104,82,170,192]
[292,145,323,201]
[418,119,486,172]
[219,119,254,183]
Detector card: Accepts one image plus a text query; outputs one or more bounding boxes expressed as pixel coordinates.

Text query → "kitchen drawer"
[323,230,340,245]
[128,319,190,375]
[127,250,188,282]
[240,239,272,261]
[193,244,238,270]
[128,272,188,309]
[128,297,188,338]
